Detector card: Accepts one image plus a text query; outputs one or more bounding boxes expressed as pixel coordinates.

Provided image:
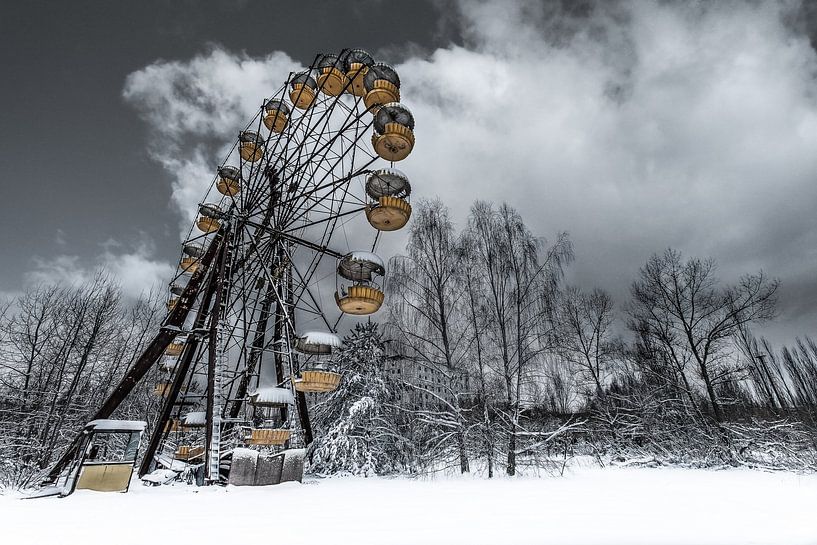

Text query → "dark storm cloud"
[2,1,817,344]
[0,0,451,296]
[121,0,817,343]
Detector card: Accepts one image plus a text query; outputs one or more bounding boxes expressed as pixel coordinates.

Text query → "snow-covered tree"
[463,201,573,475]
[310,323,410,476]
[0,275,164,488]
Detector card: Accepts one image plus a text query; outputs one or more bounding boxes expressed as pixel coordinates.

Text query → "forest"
[1,200,815,488]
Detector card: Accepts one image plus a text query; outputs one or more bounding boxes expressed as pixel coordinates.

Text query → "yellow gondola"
[363,62,400,110]
[262,99,290,133]
[245,428,291,446]
[335,252,386,315]
[343,48,374,97]
[364,168,412,231]
[371,103,415,162]
[289,72,317,110]
[239,131,265,162]
[317,53,349,96]
[216,166,242,196]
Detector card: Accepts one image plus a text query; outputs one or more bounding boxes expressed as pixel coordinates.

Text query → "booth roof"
[85,419,147,432]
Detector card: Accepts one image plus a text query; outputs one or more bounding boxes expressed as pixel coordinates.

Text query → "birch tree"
[464,201,572,475]
[387,199,471,473]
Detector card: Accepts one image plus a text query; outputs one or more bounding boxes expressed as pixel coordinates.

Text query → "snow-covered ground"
[2,467,816,545]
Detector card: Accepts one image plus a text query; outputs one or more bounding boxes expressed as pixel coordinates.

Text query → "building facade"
[382,339,470,410]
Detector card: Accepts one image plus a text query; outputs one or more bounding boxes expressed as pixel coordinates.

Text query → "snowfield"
[2,467,816,545]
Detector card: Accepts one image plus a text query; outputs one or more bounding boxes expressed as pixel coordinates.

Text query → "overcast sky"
[2,0,817,344]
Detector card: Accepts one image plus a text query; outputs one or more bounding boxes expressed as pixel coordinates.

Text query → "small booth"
[263,99,290,133]
[364,62,401,109]
[293,331,342,393]
[289,72,318,110]
[371,103,415,162]
[335,251,385,315]
[239,131,265,162]
[343,48,374,97]
[365,168,412,231]
[71,420,146,493]
[216,166,242,197]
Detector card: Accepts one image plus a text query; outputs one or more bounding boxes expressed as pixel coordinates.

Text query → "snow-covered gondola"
[293,331,342,393]
[248,386,295,407]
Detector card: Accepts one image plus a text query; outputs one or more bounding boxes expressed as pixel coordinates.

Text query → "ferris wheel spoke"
[280,152,378,229]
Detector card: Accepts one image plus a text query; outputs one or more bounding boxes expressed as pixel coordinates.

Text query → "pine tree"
[310,322,409,476]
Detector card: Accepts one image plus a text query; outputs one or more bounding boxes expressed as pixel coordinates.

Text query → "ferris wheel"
[47,48,416,486]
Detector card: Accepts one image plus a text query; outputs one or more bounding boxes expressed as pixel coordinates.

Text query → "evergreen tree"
[310,322,410,476]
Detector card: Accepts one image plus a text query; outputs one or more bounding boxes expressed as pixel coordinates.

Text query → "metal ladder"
[206,231,234,483]
[280,263,302,447]
[206,322,227,482]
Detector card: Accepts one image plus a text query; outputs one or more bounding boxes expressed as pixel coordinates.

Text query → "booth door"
[75,431,141,492]
[75,462,134,492]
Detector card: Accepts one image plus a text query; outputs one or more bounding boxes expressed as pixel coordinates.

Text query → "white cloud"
[121,0,817,340]
[123,48,301,225]
[25,239,174,300]
[27,255,94,288]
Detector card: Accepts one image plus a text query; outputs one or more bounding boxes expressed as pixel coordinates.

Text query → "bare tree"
[539,354,576,415]
[459,232,497,477]
[733,325,792,412]
[0,275,164,486]
[388,199,471,473]
[628,249,778,422]
[557,286,618,401]
[464,201,572,475]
